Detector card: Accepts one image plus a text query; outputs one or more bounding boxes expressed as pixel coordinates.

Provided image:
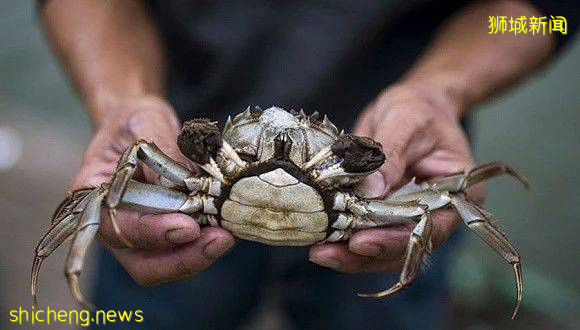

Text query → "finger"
[125,106,184,159]
[112,227,235,286]
[430,209,461,249]
[348,225,412,260]
[70,161,116,189]
[99,210,201,250]
[352,105,377,137]
[372,108,435,191]
[408,139,483,203]
[411,154,485,204]
[348,209,461,259]
[69,129,127,190]
[309,243,403,273]
[121,104,192,183]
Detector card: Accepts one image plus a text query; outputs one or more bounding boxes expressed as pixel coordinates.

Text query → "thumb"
[126,108,183,158]
[370,116,410,192]
[122,105,192,183]
[353,104,377,138]
[369,107,437,192]
[353,104,408,193]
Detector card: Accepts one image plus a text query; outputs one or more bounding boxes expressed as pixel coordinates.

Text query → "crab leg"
[32,181,218,309]
[358,211,433,298]
[120,180,217,216]
[326,200,423,242]
[51,188,93,224]
[329,192,426,242]
[402,162,526,318]
[66,182,218,309]
[107,140,189,247]
[431,161,530,193]
[65,186,107,309]
[386,162,529,207]
[110,139,222,197]
[334,192,426,223]
[360,163,527,318]
[31,188,99,306]
[107,140,223,247]
[329,192,434,297]
[451,196,522,319]
[114,140,193,189]
[333,164,525,317]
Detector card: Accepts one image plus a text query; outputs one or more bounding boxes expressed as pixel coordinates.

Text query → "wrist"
[88,91,174,126]
[379,80,464,122]
[90,93,180,134]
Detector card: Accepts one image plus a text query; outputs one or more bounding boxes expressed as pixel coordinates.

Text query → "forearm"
[41,0,167,125]
[401,0,555,117]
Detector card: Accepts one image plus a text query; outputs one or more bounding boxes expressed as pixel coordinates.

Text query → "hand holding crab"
[32,100,528,318]
[312,85,486,271]
[308,85,527,319]
[31,96,236,308]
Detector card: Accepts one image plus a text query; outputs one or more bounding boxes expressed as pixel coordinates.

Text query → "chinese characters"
[489,15,567,35]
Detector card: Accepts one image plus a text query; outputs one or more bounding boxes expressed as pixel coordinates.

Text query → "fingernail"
[203,238,234,259]
[354,243,384,257]
[309,256,342,269]
[165,228,197,246]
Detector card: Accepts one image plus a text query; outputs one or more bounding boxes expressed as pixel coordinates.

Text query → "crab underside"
[31,106,529,318]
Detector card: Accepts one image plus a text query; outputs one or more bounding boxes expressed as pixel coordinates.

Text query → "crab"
[31,106,528,318]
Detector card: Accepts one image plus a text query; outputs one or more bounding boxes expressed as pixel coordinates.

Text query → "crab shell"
[194,107,376,246]
[222,106,340,166]
[220,167,329,245]
[216,107,352,245]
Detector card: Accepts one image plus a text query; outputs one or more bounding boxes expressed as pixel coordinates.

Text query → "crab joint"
[179,194,218,215]
[184,176,222,196]
[217,140,248,177]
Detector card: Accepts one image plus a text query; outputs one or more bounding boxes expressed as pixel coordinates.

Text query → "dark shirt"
[37,0,578,127]
[142,0,578,129]
[149,0,464,128]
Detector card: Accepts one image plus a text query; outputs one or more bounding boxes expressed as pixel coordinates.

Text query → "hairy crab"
[31,106,528,317]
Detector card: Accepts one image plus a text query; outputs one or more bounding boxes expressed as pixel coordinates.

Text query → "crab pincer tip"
[357,282,404,299]
[67,273,96,311]
[506,166,531,191]
[510,262,523,319]
[30,256,43,307]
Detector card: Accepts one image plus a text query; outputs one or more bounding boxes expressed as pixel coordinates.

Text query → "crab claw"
[308,134,385,187]
[178,119,246,181]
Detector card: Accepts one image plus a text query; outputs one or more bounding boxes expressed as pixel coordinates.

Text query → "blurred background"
[0,1,578,329]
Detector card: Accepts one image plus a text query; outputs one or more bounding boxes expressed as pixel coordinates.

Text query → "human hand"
[309,83,482,272]
[71,96,235,286]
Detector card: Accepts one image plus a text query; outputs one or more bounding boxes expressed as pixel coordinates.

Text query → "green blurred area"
[450,39,580,328]
[0,1,578,329]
